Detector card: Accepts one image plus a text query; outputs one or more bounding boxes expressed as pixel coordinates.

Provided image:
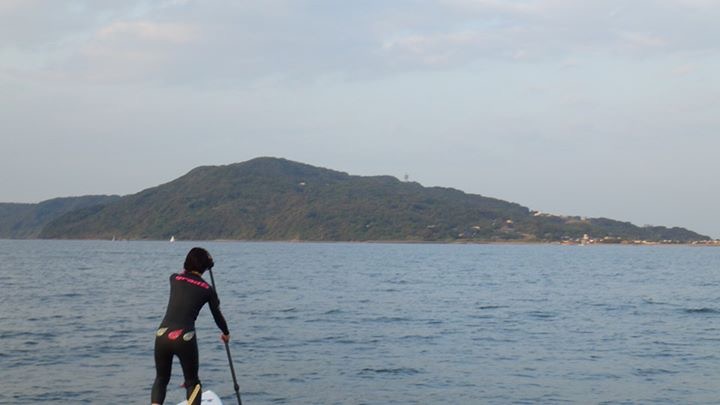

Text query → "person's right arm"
[208,289,230,337]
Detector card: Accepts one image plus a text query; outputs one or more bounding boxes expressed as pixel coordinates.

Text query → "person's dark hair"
[184,247,214,273]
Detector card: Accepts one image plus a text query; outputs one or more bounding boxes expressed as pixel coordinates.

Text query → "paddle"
[208,267,243,405]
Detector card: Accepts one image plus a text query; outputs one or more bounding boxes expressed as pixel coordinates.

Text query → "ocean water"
[2,240,720,404]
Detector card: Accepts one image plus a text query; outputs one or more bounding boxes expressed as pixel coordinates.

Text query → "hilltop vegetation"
[26,157,708,243]
[0,195,121,238]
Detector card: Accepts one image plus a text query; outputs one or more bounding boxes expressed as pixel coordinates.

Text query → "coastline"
[4,237,718,246]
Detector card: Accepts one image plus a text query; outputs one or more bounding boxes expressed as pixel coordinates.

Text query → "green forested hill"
[0,195,121,238]
[33,157,709,242]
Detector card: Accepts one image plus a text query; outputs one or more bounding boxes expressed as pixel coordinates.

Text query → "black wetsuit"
[151,271,229,405]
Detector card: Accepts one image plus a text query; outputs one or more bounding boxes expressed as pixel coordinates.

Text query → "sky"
[1,0,719,238]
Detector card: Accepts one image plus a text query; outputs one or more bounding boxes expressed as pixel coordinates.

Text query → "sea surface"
[2,240,720,404]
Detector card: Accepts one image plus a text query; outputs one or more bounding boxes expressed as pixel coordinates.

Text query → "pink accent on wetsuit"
[168,329,183,340]
[176,274,210,289]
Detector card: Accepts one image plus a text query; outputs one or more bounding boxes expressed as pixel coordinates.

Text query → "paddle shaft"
[208,268,243,405]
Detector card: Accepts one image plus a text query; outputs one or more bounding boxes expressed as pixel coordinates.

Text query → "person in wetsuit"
[151,247,230,405]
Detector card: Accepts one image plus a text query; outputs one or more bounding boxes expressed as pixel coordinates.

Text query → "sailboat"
[170,236,176,242]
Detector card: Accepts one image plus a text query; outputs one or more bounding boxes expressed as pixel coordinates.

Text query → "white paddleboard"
[176,390,223,405]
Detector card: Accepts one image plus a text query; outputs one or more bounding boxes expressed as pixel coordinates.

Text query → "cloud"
[0,0,25,13]
[34,21,200,83]
[382,30,495,67]
[671,64,695,76]
[439,0,542,15]
[666,0,717,9]
[3,0,720,85]
[97,21,199,43]
[0,2,138,48]
[618,31,668,49]
[382,0,720,65]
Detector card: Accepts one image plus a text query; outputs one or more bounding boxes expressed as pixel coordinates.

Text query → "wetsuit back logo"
[175,274,210,289]
[156,327,168,337]
[183,331,196,341]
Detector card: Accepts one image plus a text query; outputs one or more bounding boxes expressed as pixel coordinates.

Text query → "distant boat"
[170,236,176,242]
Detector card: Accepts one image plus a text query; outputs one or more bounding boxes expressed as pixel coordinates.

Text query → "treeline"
[0,195,120,238]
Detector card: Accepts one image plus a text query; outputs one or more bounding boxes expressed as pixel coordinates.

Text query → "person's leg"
[151,335,174,404]
[178,331,201,405]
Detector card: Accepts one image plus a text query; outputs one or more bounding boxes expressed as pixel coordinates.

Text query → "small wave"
[641,298,685,309]
[270,315,298,321]
[472,336,518,343]
[468,314,494,320]
[699,282,720,287]
[307,335,356,344]
[54,292,82,298]
[31,389,96,401]
[360,367,421,376]
[526,310,557,319]
[279,307,297,313]
[683,308,720,314]
[0,331,22,339]
[236,390,272,397]
[633,368,678,377]
[259,373,281,378]
[477,305,507,310]
[323,309,343,315]
[642,297,668,305]
[365,316,413,323]
[652,340,692,347]
[400,334,435,341]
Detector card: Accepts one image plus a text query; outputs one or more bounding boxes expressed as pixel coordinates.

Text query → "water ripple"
[4,241,720,404]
